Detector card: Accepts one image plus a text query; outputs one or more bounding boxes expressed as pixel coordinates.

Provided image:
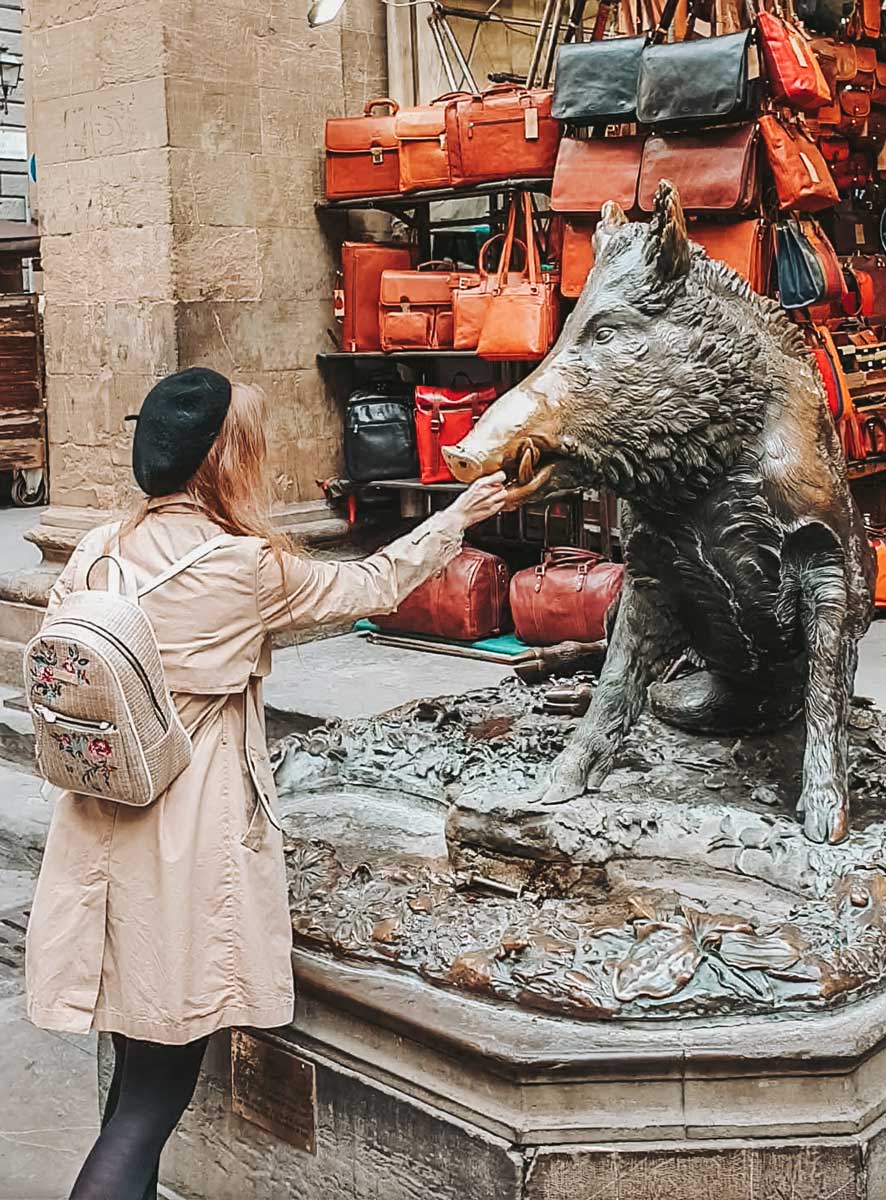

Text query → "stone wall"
[24,0,387,519]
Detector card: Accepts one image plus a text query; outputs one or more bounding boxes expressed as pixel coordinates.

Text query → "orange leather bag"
[757,12,832,110]
[339,242,416,352]
[870,533,886,609]
[445,86,561,188]
[373,547,511,641]
[551,135,645,213]
[560,217,597,299]
[837,88,871,136]
[395,97,459,193]
[451,234,526,351]
[693,219,774,294]
[477,194,560,361]
[849,0,881,43]
[325,99,400,201]
[510,548,624,646]
[638,124,760,214]
[759,114,840,210]
[873,61,886,106]
[378,262,457,351]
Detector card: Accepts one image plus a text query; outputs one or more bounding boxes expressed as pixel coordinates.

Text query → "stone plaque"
[231,1030,317,1153]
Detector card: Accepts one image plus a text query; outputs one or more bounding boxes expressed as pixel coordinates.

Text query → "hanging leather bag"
[378,262,457,351]
[637,124,760,214]
[373,546,511,642]
[477,194,561,361]
[344,385,418,482]
[757,11,832,110]
[552,37,648,126]
[836,87,871,137]
[395,96,461,193]
[845,253,886,314]
[339,242,417,352]
[325,99,401,201]
[849,45,877,88]
[693,218,774,293]
[445,86,561,187]
[560,217,597,298]
[636,29,763,129]
[414,382,498,484]
[451,234,526,351]
[551,134,646,213]
[873,60,886,105]
[849,0,881,43]
[795,0,852,34]
[758,114,840,210]
[510,548,625,646]
[776,218,842,308]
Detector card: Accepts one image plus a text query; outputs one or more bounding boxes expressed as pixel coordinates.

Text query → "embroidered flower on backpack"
[29,641,62,704]
[51,730,117,791]
[61,644,90,686]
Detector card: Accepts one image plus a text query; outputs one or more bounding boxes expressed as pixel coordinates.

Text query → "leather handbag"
[445,86,561,188]
[395,98,458,193]
[863,415,886,455]
[551,134,645,213]
[510,548,624,646]
[344,385,418,482]
[477,194,560,361]
[845,254,886,315]
[829,200,879,252]
[637,124,760,214]
[757,12,832,110]
[560,217,597,298]
[871,533,886,608]
[795,0,853,34]
[378,262,456,351]
[807,324,848,418]
[837,87,871,137]
[873,60,886,105]
[339,242,416,352]
[552,37,647,126]
[802,217,845,297]
[414,383,497,484]
[373,546,511,642]
[451,234,525,351]
[758,114,840,210]
[842,262,875,314]
[325,99,400,201]
[693,218,774,293]
[849,0,881,43]
[776,218,841,308]
[636,29,763,130]
[849,45,876,88]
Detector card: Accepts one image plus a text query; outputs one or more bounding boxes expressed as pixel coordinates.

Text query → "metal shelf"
[317,178,553,213]
[318,351,481,362]
[848,459,886,481]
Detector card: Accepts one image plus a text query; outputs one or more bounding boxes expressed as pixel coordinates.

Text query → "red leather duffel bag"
[373,546,510,642]
[414,383,497,484]
[510,548,624,646]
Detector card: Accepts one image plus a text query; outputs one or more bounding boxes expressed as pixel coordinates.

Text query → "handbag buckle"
[534,562,546,593]
[371,145,384,165]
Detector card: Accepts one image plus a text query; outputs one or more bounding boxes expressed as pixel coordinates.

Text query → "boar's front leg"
[540,579,686,806]
[791,529,856,845]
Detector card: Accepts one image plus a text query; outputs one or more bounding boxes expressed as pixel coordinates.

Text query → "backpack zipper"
[34,705,117,734]
[46,618,169,733]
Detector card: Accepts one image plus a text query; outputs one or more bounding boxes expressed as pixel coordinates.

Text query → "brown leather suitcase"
[378,262,456,351]
[638,124,760,214]
[339,242,416,353]
[445,86,561,188]
[510,548,624,647]
[325,98,400,201]
[373,546,511,641]
[395,98,456,193]
[551,134,645,213]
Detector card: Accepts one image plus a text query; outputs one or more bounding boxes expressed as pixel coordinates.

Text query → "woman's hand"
[448,471,508,530]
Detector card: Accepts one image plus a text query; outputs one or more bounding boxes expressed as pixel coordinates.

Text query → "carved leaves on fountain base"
[277,678,886,1021]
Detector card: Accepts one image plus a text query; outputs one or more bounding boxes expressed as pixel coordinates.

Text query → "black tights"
[69,1033,208,1200]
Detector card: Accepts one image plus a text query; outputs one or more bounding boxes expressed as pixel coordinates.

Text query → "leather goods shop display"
[414,383,497,484]
[758,115,840,211]
[560,217,597,298]
[444,86,561,188]
[551,134,645,213]
[551,36,647,126]
[338,242,416,353]
[451,233,527,351]
[828,199,880,253]
[836,88,871,137]
[477,194,560,361]
[757,12,831,111]
[849,45,877,88]
[809,326,848,418]
[510,548,625,647]
[373,546,511,641]
[841,262,875,314]
[636,30,762,130]
[693,219,774,294]
[850,0,882,44]
[845,254,886,316]
[795,0,853,35]
[378,261,458,351]
[637,124,760,215]
[344,385,418,483]
[325,98,400,201]
[395,99,454,193]
[862,413,886,455]
[800,217,845,299]
[776,218,843,308]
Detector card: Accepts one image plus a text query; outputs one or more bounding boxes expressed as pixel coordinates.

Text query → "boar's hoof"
[538,740,614,807]
[797,784,850,845]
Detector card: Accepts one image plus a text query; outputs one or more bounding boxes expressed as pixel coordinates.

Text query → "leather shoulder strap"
[137,534,231,600]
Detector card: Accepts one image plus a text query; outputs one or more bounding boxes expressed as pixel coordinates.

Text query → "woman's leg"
[101,1034,128,1129]
[69,1035,209,1200]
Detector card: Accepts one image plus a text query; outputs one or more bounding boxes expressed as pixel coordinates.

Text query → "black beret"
[128,368,232,497]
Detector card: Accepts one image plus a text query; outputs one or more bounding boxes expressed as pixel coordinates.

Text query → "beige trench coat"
[25,495,463,1044]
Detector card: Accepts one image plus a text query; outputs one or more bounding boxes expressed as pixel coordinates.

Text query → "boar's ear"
[593,200,630,257]
[646,179,690,282]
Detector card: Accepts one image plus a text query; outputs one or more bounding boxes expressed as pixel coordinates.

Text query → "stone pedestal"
[155,679,886,1199]
[23,0,378,554]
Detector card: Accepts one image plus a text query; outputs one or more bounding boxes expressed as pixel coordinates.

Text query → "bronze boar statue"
[443,181,877,845]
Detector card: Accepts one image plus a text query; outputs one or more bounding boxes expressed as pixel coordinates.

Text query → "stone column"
[21,0,385,568]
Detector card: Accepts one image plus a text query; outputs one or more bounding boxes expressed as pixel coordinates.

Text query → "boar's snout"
[441,442,497,484]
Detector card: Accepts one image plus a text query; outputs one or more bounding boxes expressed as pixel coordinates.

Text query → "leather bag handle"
[364,97,400,116]
[417,259,456,272]
[477,232,528,278]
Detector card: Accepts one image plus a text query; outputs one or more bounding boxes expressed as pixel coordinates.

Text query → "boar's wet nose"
[441,443,490,483]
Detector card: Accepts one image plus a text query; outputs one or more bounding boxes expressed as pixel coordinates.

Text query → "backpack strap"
[86,553,139,601]
[137,534,230,600]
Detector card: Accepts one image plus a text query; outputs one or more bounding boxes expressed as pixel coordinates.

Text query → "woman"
[25,367,507,1200]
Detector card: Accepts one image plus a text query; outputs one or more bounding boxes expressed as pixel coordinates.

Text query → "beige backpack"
[25,536,228,806]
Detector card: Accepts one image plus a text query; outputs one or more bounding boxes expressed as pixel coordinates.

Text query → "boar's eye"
[595,327,616,343]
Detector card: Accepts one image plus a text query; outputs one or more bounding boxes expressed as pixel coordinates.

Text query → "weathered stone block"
[37,150,171,235]
[176,297,332,372]
[104,301,177,375]
[258,228,335,301]
[42,303,107,374]
[164,4,261,86]
[259,87,333,157]
[169,150,318,230]
[34,77,168,165]
[340,29,389,113]
[166,78,262,154]
[43,226,174,302]
[174,227,262,302]
[28,18,100,102]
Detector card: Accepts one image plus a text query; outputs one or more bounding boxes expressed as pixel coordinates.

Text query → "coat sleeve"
[256,509,465,634]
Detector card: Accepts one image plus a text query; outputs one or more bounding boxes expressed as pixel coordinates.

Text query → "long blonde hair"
[123,382,290,554]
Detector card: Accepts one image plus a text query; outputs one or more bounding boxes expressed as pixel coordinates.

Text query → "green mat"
[354,619,530,657]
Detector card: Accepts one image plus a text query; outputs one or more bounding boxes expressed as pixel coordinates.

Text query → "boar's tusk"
[517,441,539,486]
